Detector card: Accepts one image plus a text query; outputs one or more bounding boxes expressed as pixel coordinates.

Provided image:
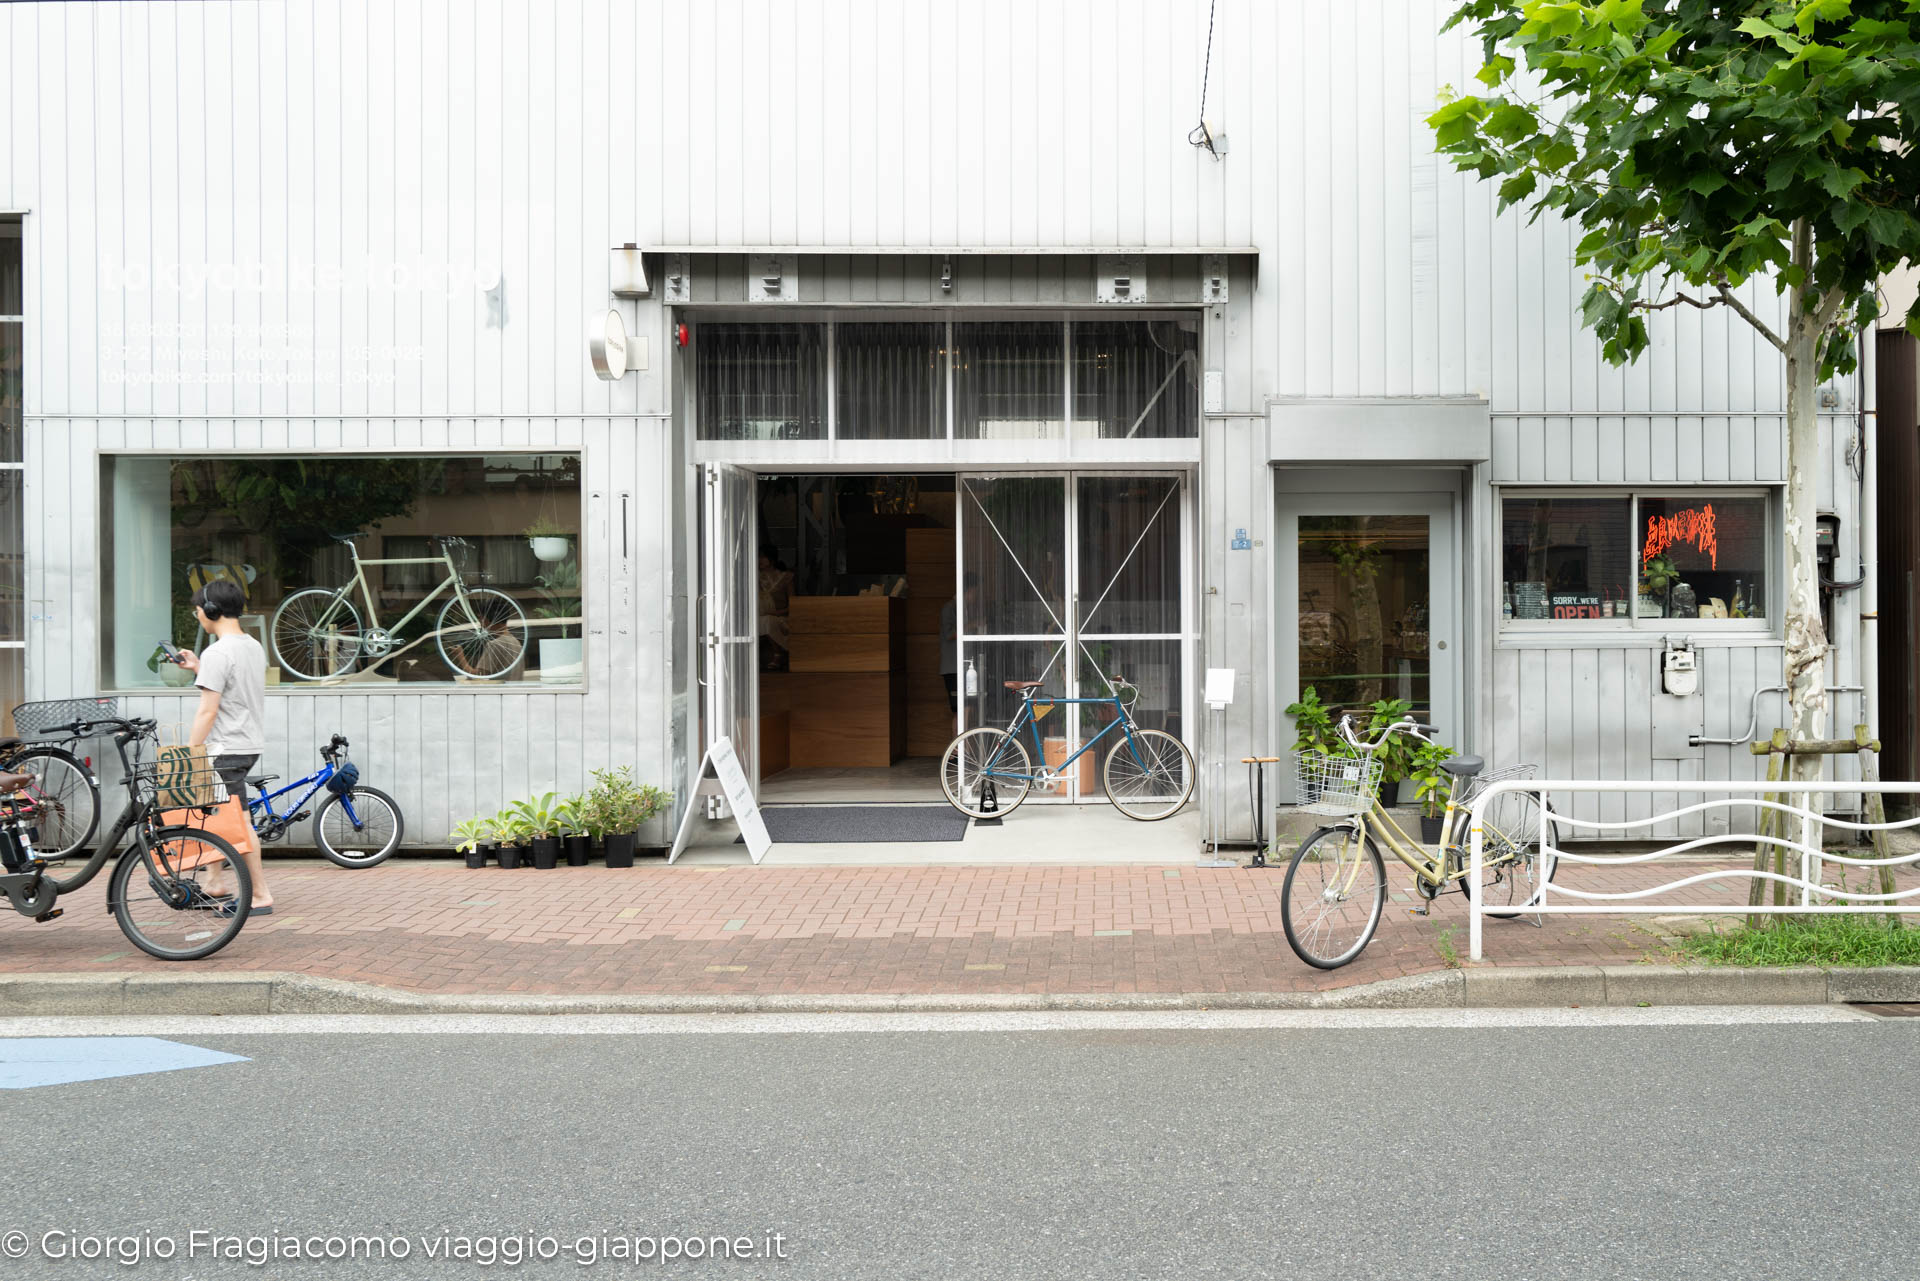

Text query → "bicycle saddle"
[247,774,279,789]
[0,736,20,752]
[1004,680,1045,692]
[329,531,369,543]
[1441,755,1485,778]
[0,771,32,794]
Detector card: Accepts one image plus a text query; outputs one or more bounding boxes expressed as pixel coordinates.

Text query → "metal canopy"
[646,245,1259,257]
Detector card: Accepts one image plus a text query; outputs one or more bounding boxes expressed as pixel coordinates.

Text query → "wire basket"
[1294,750,1383,817]
[1462,762,1538,804]
[131,759,230,811]
[11,697,120,737]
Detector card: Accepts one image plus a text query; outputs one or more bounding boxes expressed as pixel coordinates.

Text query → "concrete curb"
[1,965,1916,1016]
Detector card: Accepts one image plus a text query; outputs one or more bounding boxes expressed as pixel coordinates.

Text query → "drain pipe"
[1691,683,1866,748]
[1859,330,1880,741]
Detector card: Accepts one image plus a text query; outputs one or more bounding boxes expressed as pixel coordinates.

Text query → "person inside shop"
[940,573,981,712]
[758,546,794,671]
[177,579,274,915]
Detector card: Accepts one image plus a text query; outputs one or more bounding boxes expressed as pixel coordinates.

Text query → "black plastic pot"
[603,831,637,869]
[564,834,592,867]
[463,847,487,869]
[497,843,524,870]
[476,840,499,867]
[531,836,561,869]
[1419,814,1445,844]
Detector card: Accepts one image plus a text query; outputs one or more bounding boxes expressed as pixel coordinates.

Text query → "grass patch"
[1434,925,1461,970]
[1678,915,1920,968]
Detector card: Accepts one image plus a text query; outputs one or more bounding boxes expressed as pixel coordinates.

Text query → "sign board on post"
[667,736,773,864]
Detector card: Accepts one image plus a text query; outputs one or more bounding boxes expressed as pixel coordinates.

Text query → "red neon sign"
[1643,503,1718,569]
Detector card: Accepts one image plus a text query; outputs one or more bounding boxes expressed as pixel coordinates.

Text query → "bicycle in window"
[1279,714,1559,970]
[3,715,253,961]
[271,533,526,681]
[248,733,405,868]
[939,675,1194,821]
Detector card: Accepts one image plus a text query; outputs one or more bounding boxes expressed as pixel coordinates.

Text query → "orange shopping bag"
[157,798,254,871]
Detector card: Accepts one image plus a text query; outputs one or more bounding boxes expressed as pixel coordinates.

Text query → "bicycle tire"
[436,588,527,680]
[1281,825,1387,970]
[1102,729,1195,821]
[1467,796,1560,920]
[7,745,101,869]
[940,728,1033,820]
[273,588,364,680]
[109,826,252,961]
[312,784,405,868]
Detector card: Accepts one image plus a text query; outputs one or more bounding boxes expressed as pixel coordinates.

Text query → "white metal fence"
[1465,780,1920,962]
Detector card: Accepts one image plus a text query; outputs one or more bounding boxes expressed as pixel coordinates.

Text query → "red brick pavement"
[1,856,1904,996]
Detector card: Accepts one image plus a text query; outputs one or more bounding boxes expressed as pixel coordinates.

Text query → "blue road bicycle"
[249,733,405,868]
[939,675,1194,821]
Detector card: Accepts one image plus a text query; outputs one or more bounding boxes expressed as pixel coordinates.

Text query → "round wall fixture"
[588,309,628,380]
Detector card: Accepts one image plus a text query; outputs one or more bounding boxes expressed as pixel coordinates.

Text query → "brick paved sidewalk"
[8,852,1891,998]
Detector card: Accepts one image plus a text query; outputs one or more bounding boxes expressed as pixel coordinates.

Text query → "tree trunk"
[1782,219,1830,803]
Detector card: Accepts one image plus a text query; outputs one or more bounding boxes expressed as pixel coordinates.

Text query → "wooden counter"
[787,597,906,766]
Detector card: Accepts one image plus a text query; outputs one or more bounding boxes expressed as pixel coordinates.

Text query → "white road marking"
[0,1005,1881,1038]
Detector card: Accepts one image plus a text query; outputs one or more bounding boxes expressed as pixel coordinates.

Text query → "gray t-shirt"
[195,634,267,755]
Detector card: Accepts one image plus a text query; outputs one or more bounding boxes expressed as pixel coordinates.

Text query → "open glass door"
[701,462,759,800]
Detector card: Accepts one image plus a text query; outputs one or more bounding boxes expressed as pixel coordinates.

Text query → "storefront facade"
[0,2,1872,844]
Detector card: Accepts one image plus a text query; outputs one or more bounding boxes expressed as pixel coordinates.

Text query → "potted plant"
[1284,685,1350,757]
[533,558,583,683]
[493,807,529,869]
[510,791,565,869]
[558,793,592,866]
[525,516,573,564]
[1639,553,1677,617]
[584,766,672,868]
[450,816,492,869]
[1409,741,1456,843]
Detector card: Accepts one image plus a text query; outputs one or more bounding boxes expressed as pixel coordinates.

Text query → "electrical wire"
[1187,0,1221,159]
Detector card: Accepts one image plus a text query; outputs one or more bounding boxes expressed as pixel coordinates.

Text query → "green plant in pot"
[450,816,493,869]
[1409,741,1457,845]
[509,791,566,869]
[525,516,574,564]
[557,792,592,866]
[1284,686,1352,757]
[584,766,672,868]
[493,807,531,869]
[533,558,583,683]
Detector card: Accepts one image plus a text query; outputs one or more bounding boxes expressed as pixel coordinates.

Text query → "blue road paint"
[0,1038,249,1089]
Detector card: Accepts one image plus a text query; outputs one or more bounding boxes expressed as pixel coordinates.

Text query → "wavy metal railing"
[1464,780,1920,961]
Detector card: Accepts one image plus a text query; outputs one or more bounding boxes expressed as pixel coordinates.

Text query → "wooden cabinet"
[787,597,905,766]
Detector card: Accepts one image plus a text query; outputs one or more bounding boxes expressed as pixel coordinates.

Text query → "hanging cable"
[1187,0,1221,159]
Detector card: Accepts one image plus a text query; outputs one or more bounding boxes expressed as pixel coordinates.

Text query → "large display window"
[101,454,583,690]
[1500,490,1770,628]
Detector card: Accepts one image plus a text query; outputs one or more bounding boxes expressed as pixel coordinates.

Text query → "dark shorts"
[943,673,957,712]
[211,753,258,808]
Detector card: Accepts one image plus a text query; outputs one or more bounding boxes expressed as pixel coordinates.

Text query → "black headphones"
[199,598,224,621]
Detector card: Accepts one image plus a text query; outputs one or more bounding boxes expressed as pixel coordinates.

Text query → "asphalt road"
[3,1008,1916,1280]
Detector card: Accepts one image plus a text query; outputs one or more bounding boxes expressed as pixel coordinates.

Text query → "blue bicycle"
[938,675,1194,821]
[248,733,405,868]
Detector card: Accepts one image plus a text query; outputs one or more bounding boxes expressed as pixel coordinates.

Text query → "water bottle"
[964,659,979,698]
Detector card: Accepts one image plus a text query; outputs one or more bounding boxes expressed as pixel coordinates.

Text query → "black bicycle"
[1,715,253,961]
[0,697,118,859]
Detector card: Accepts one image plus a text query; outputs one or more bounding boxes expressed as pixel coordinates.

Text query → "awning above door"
[1266,396,1492,465]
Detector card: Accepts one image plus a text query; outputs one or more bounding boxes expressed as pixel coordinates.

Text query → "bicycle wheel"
[1102,729,1194,821]
[312,784,405,868]
[8,745,100,865]
[273,589,364,680]
[109,826,252,961]
[1467,794,1560,920]
[1281,825,1387,970]
[940,728,1033,820]
[437,588,527,679]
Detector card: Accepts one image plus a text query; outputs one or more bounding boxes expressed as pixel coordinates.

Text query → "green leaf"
[1497,171,1538,206]
[1819,166,1866,199]
[1476,54,1516,86]
[1688,170,1730,196]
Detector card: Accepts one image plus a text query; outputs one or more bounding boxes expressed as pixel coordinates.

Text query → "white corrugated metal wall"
[0,1,1863,842]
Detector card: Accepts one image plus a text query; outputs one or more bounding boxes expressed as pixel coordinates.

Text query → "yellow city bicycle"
[1279,715,1558,970]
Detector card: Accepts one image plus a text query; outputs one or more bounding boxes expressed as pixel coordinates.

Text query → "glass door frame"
[957,469,1195,803]
[1275,479,1461,801]
[699,461,759,803]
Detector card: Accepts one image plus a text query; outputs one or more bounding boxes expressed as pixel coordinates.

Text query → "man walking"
[178,580,274,914]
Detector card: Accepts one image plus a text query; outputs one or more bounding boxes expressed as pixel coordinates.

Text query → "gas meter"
[1661,638,1698,698]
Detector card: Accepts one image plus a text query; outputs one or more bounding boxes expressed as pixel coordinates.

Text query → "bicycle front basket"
[133,753,229,811]
[11,697,120,737]
[1294,750,1382,818]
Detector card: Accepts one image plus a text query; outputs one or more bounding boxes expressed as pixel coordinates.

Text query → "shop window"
[954,321,1064,440]
[696,323,825,440]
[835,322,944,440]
[100,454,583,690]
[1071,320,1199,439]
[1500,491,1769,628]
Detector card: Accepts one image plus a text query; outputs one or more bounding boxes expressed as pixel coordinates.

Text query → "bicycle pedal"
[290,811,311,823]
[33,907,63,923]
[1404,904,1431,918]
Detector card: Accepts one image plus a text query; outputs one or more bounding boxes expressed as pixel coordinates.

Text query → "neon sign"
[1643,504,1718,569]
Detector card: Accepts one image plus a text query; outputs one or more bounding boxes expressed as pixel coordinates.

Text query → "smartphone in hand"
[157,640,188,665]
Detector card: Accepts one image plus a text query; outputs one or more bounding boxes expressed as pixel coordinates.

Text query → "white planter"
[157,661,196,688]
[538,638,583,683]
[529,536,572,563]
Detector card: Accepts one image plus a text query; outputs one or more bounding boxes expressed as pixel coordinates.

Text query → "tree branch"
[1813,286,1850,338]
[1635,291,1719,313]
[1715,281,1787,355]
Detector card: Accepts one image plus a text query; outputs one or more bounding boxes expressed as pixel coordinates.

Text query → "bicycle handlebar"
[1337,714,1433,752]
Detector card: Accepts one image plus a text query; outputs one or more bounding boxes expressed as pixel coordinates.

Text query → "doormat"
[736,805,970,844]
